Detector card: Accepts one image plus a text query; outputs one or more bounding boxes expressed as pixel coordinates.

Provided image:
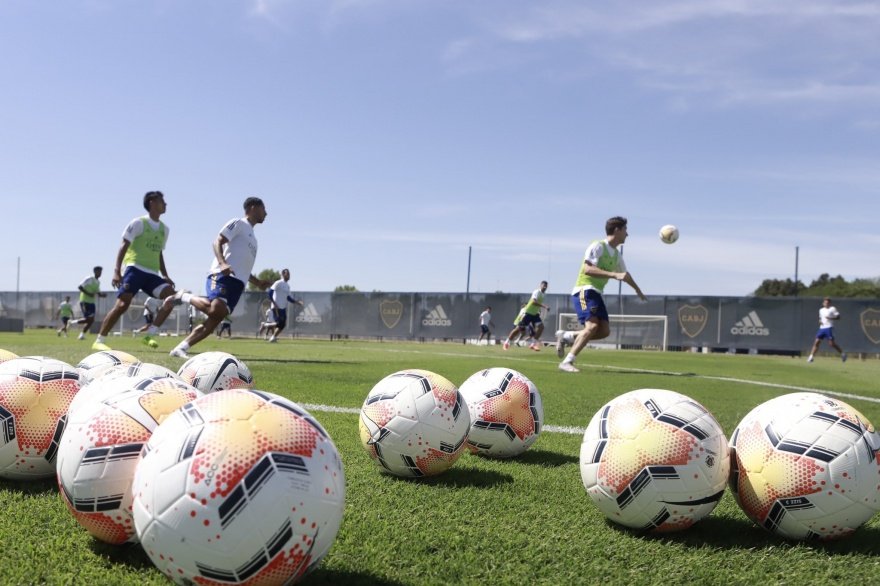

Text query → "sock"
[180,293,193,304]
[95,335,105,343]
[179,341,190,351]
[564,353,576,364]
[563,332,577,344]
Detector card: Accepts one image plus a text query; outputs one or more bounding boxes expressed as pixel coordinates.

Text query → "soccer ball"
[176,351,254,394]
[729,392,880,540]
[56,377,201,544]
[0,349,18,364]
[132,390,345,584]
[659,224,679,244]
[99,361,180,384]
[0,356,81,479]
[76,350,140,385]
[68,366,179,417]
[359,369,470,477]
[580,388,729,532]
[459,367,543,458]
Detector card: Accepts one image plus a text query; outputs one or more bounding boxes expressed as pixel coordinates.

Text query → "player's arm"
[212,234,232,275]
[158,253,174,287]
[287,295,303,306]
[112,239,131,288]
[622,273,647,301]
[250,274,272,290]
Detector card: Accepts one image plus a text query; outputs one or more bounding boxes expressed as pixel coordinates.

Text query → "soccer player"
[217,315,233,338]
[807,297,847,363]
[503,281,549,351]
[91,191,179,351]
[56,295,74,337]
[258,306,276,339]
[134,296,161,334]
[267,268,303,343]
[70,266,107,340]
[169,197,272,358]
[557,216,646,373]
[478,306,494,345]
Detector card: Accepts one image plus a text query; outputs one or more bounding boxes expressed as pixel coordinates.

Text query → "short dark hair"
[143,191,164,211]
[605,216,628,235]
[243,196,264,211]
[93,266,102,272]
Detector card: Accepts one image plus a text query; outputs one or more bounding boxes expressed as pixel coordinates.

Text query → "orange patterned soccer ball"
[132,389,345,585]
[176,351,254,394]
[459,367,543,458]
[0,348,18,364]
[580,388,729,531]
[76,350,140,385]
[360,369,470,477]
[729,392,880,540]
[0,356,81,479]
[56,376,202,544]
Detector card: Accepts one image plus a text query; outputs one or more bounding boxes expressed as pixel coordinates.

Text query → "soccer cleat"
[807,355,814,363]
[530,343,541,351]
[558,362,579,373]
[841,353,847,363]
[77,333,85,340]
[267,336,277,343]
[169,347,189,359]
[555,330,566,358]
[503,341,510,351]
[91,341,111,352]
[56,330,61,337]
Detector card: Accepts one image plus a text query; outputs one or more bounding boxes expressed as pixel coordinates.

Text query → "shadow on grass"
[603,369,698,377]
[480,448,578,468]
[606,514,880,556]
[305,568,405,585]
[89,540,155,571]
[385,465,513,489]
[0,477,58,497]
[240,357,343,365]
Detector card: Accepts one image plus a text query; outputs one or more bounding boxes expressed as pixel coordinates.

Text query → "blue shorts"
[119,266,171,299]
[516,313,543,328]
[816,327,834,340]
[572,289,609,324]
[273,308,288,329]
[80,302,96,319]
[206,274,245,312]
[480,324,490,334]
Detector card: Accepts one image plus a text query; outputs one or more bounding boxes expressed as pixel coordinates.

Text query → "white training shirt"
[270,279,293,310]
[122,216,169,276]
[819,306,839,328]
[571,240,627,295]
[480,310,491,326]
[210,217,258,285]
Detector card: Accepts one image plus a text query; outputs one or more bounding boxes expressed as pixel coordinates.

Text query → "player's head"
[606,216,628,236]
[93,266,103,277]
[64,295,70,302]
[281,268,290,281]
[485,306,491,311]
[540,280,548,292]
[823,297,832,306]
[243,197,267,224]
[143,191,165,211]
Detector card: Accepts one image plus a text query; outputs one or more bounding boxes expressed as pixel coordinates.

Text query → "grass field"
[2,330,880,585]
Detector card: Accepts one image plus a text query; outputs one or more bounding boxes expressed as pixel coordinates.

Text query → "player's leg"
[503,325,521,350]
[530,320,544,351]
[560,290,609,372]
[269,309,286,342]
[78,302,96,340]
[92,292,134,350]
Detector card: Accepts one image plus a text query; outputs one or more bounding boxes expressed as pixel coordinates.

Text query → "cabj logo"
[860,308,880,345]
[380,300,403,329]
[678,305,708,338]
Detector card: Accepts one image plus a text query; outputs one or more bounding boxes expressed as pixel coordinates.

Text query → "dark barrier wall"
[2,291,879,354]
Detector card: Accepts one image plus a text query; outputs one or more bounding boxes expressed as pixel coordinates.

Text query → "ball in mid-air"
[659,224,679,244]
[580,388,729,532]
[729,392,880,540]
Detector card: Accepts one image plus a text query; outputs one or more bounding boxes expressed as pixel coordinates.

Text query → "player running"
[503,281,549,351]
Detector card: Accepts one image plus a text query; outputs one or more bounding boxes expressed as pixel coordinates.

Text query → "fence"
[1,291,879,355]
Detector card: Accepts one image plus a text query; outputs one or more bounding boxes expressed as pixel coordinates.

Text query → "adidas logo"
[422,305,452,327]
[731,311,770,336]
[295,303,322,324]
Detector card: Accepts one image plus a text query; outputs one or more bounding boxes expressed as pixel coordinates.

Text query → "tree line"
[754,274,880,298]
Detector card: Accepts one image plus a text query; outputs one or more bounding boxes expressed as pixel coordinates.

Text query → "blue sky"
[2,0,878,297]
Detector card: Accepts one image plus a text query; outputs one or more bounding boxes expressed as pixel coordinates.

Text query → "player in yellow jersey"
[558,217,646,372]
[91,191,180,351]
[70,266,107,340]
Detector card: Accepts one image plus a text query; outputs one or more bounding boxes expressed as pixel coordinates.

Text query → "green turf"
[1,331,879,585]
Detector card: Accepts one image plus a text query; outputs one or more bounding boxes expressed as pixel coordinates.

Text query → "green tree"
[334,285,359,292]
[754,274,880,298]
[248,268,280,291]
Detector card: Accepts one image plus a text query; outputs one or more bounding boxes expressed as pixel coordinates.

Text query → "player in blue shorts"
[91,192,180,351]
[169,197,272,358]
[806,297,847,363]
[70,266,107,340]
[558,217,646,372]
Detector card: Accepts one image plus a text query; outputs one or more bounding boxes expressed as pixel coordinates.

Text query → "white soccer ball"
[98,361,180,384]
[56,377,201,544]
[359,369,470,477]
[0,348,18,364]
[76,350,140,385]
[459,367,543,458]
[580,388,729,531]
[132,389,345,584]
[729,392,880,540]
[176,351,254,394]
[659,224,679,244]
[0,356,81,479]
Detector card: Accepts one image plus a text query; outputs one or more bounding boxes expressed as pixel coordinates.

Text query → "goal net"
[557,313,669,351]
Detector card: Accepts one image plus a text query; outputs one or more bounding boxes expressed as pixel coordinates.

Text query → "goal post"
[557,313,669,351]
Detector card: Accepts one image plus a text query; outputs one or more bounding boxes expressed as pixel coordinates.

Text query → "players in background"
[91,192,179,351]
[258,306,276,339]
[478,306,494,345]
[807,297,847,363]
[267,268,303,343]
[134,296,161,334]
[217,315,232,338]
[56,295,74,337]
[557,216,646,373]
[503,281,549,351]
[169,197,272,358]
[69,266,107,340]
